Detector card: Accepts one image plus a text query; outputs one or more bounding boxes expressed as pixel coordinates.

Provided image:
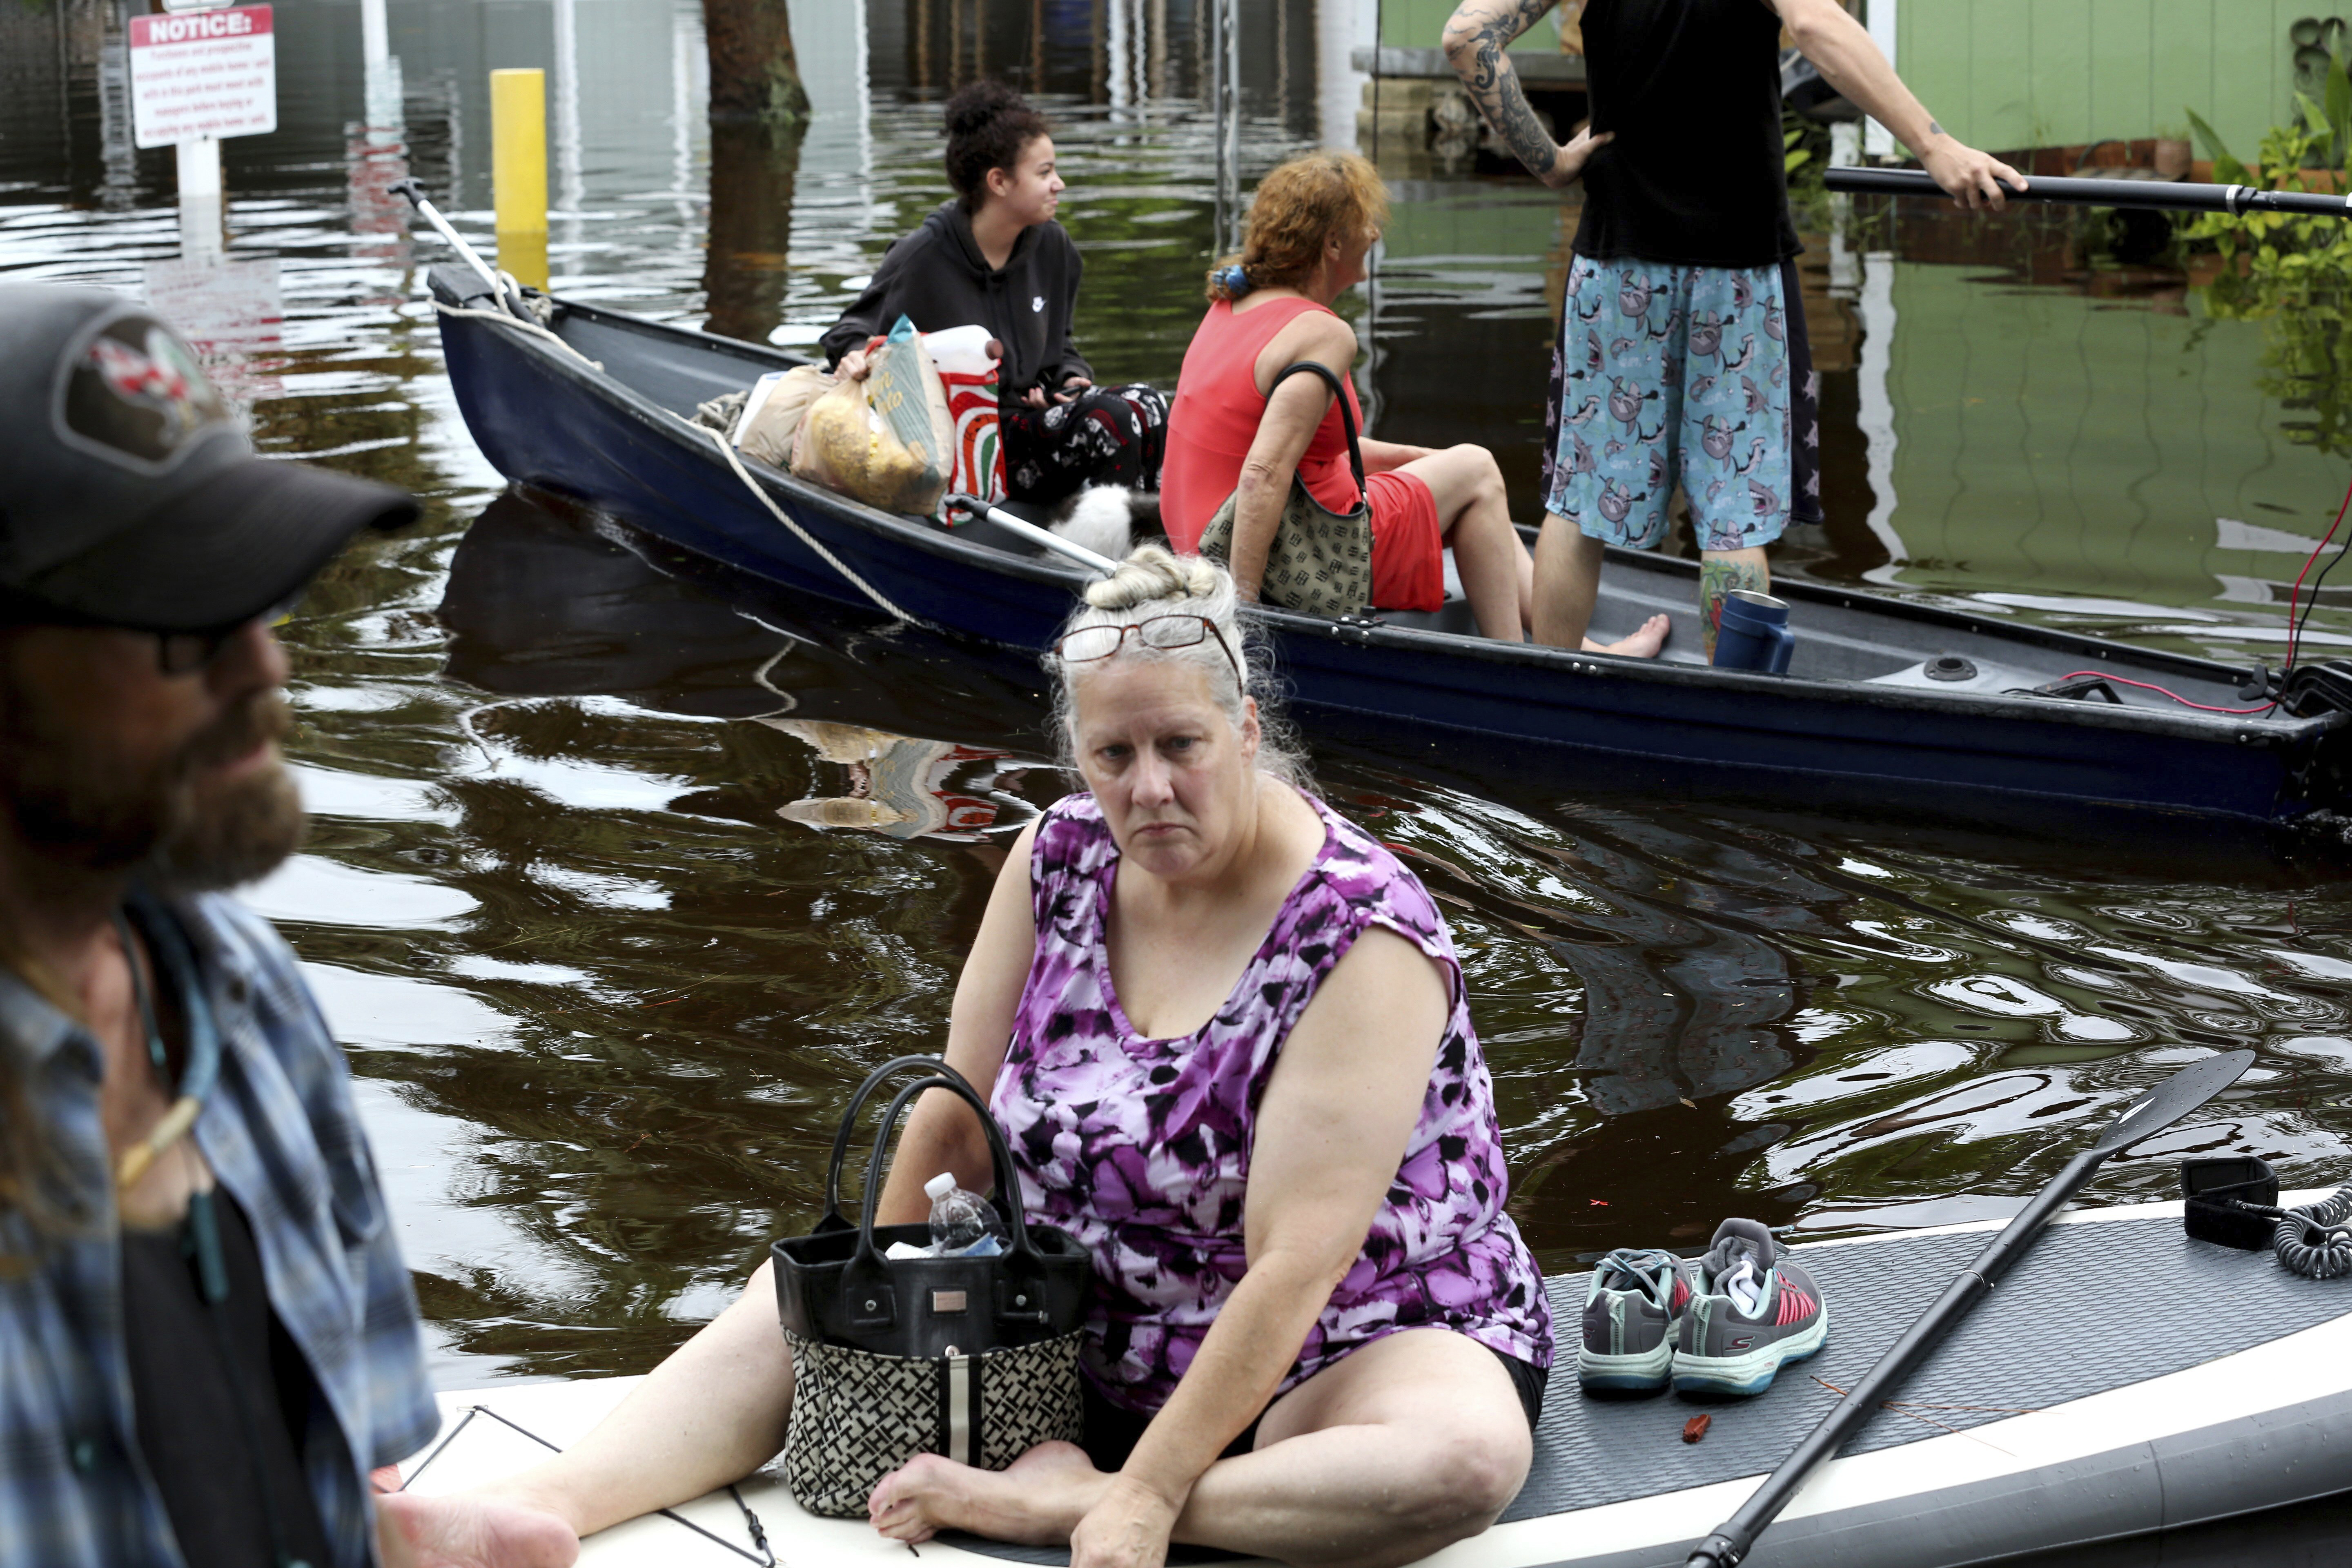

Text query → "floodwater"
[7,0,2352,1552]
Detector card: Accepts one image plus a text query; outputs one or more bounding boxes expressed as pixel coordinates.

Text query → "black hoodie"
[817,202,1091,400]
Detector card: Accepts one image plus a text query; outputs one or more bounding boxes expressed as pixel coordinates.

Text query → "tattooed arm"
[1769,0,2024,210]
[1441,1,1608,189]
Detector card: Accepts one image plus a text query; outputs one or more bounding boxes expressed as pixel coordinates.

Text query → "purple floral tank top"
[991,791,1553,1415]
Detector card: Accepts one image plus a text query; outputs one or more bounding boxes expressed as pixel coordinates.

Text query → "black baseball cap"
[0,284,419,635]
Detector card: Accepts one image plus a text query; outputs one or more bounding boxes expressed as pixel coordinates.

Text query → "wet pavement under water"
[9,0,2352,1555]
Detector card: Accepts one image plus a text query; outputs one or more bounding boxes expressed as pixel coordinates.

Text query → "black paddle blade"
[2089,1049,2256,1155]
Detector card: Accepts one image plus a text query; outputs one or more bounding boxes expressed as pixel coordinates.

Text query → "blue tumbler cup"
[1712,589,1795,675]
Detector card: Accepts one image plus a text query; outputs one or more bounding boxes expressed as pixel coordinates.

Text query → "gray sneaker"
[1672,1218,1829,1396]
[1577,1247,1691,1392]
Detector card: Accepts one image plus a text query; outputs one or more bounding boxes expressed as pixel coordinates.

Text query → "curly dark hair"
[943,80,1050,212]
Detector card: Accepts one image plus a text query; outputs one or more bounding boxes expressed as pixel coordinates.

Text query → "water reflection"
[766,720,1034,843]
[704,121,806,343]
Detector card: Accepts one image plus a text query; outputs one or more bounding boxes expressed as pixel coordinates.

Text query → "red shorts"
[1366,470,1443,612]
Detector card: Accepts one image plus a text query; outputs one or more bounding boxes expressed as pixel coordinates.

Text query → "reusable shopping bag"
[1195,361,1372,619]
[770,1056,1090,1517]
[924,324,1006,506]
[790,316,957,515]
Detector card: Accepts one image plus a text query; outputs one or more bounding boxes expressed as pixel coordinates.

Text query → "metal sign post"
[130,1,278,263]
[361,0,403,131]
[1209,0,1242,256]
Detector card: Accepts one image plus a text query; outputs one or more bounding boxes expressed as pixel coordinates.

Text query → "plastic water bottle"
[925,1172,1007,1258]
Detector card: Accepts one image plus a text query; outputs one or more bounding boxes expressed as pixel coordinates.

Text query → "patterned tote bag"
[1196,360,1373,620]
[771,1056,1091,1517]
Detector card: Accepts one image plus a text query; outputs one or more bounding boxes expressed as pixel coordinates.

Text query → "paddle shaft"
[942,494,1120,576]
[387,179,530,316]
[1684,1147,2107,1568]
[1825,165,2352,221]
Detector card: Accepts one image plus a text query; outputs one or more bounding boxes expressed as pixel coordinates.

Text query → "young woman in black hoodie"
[817,82,1166,510]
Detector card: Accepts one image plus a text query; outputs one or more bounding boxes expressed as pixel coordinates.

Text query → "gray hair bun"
[1082,543,1221,610]
[1052,544,1314,793]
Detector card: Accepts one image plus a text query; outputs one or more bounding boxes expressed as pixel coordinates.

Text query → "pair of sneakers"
[1577,1218,1829,1397]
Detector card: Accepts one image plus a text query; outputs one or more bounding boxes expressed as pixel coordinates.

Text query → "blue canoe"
[425,264,2352,836]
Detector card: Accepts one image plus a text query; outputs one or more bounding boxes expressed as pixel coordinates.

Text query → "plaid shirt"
[0,892,439,1568]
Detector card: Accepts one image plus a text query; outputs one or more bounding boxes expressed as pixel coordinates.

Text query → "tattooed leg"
[1698,547,1771,662]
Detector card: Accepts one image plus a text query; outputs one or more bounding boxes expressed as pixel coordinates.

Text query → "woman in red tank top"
[1157,154,1543,641]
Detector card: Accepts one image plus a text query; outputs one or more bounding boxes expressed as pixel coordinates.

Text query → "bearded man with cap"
[0,284,569,1568]
[1444,0,2023,657]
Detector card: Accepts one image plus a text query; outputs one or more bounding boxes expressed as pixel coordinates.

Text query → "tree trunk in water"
[703,118,803,344]
[704,0,808,130]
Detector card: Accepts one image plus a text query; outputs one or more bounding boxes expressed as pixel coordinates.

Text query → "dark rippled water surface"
[9,4,2352,1474]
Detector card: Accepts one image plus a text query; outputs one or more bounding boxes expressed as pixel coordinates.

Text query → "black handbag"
[1196,360,1374,619]
[770,1056,1091,1515]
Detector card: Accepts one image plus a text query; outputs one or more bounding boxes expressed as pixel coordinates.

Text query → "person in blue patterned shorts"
[1446,0,2023,658]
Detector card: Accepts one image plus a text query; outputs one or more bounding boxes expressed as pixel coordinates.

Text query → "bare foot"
[868,1440,1108,1547]
[377,1489,581,1568]
[1585,613,1670,659]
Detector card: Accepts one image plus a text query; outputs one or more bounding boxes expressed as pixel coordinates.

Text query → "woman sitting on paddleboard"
[1157,150,1666,655]
[819,81,1167,512]
[386,546,1552,1568]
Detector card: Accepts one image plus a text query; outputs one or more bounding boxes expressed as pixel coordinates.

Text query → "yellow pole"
[490,68,548,290]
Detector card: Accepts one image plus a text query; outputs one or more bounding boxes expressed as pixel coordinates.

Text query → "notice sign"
[129,5,276,150]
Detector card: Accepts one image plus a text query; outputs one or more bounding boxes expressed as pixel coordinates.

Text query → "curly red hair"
[1205,151,1391,302]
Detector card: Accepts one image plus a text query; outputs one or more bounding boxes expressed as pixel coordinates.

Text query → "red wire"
[2285,469,2352,673]
[2026,470,2352,721]
[2054,670,2275,715]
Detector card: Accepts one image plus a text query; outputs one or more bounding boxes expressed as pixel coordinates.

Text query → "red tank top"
[1160,297,1366,553]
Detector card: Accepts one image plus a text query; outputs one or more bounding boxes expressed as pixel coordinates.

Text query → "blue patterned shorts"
[1541,256,1817,552]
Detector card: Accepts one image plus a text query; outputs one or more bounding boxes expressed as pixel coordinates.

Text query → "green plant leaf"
[1785,147,1812,174]
[2329,51,2352,163]
[2185,107,2238,164]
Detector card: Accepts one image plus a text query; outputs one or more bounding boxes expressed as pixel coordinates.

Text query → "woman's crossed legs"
[378,1267,1531,1568]
[871,1327,1534,1568]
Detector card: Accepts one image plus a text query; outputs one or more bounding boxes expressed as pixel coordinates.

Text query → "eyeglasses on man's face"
[154,598,300,677]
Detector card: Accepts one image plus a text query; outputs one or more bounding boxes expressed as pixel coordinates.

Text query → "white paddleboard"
[396,1192,2352,1568]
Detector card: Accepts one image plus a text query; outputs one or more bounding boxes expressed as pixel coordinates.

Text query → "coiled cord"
[2273,1187,2352,1280]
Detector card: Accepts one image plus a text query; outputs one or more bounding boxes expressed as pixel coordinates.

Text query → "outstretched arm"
[1442,1,1610,189]
[1770,0,2025,209]
[875,817,1042,1224]
[1063,927,1449,1568]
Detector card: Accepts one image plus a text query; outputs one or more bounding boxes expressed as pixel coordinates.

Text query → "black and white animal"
[1045,485,1156,560]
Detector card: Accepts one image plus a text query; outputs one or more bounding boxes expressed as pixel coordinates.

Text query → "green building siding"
[1896,1,2312,160]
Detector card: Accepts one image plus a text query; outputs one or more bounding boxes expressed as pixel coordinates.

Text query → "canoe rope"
[428,290,928,630]
[695,419,935,630]
[429,298,604,372]
[395,1403,777,1566]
